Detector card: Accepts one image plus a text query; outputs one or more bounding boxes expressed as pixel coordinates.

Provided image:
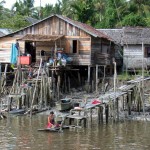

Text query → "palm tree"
[128,0,150,17]
[0,0,6,19]
[60,0,73,17]
[94,0,106,22]
[11,0,35,16]
[70,0,95,25]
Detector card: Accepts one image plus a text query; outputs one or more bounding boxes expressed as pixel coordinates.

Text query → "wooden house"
[122,27,150,70]
[97,29,123,71]
[99,27,150,71]
[0,14,118,90]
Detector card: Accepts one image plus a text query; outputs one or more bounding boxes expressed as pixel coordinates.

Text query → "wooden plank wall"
[123,45,148,69]
[0,16,93,65]
[91,37,112,66]
[35,36,91,65]
[0,37,17,63]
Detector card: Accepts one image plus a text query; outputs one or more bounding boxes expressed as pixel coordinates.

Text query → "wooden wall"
[123,45,149,69]
[91,37,113,66]
[0,16,110,66]
[34,36,91,65]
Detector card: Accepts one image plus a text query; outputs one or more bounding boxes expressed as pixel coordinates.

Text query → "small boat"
[37,126,69,132]
[56,98,73,111]
[9,109,26,114]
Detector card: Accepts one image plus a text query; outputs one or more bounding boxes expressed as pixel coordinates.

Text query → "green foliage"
[0,14,30,31]
[118,72,134,81]
[0,0,150,31]
[121,13,147,27]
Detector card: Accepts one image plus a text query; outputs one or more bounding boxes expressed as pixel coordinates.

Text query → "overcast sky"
[4,0,58,9]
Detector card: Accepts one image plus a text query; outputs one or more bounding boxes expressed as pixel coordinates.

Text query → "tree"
[70,0,95,25]
[0,14,30,31]
[0,0,5,18]
[121,13,147,26]
[11,0,35,16]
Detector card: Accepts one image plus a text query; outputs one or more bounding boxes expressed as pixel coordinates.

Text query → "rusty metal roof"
[56,15,113,41]
[18,34,64,42]
[0,15,113,42]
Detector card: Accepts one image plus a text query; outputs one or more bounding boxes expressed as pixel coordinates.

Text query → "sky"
[4,0,58,9]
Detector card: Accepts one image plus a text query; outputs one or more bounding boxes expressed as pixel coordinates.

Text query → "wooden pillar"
[83,118,86,127]
[97,106,100,124]
[116,98,119,121]
[57,75,60,100]
[100,106,103,123]
[90,108,92,122]
[88,66,91,83]
[127,91,132,115]
[96,65,98,93]
[77,71,81,86]
[105,104,109,124]
[68,76,70,93]
[0,63,1,111]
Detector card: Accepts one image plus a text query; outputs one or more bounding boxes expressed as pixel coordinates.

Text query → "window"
[145,47,150,58]
[72,40,78,53]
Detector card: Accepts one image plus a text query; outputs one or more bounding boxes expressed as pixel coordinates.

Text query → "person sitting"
[47,111,55,128]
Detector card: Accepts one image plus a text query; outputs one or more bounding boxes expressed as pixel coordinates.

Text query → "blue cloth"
[10,43,18,64]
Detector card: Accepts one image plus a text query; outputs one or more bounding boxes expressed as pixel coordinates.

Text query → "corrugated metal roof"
[56,15,113,41]
[122,27,150,44]
[0,14,113,42]
[0,31,5,37]
[98,29,123,44]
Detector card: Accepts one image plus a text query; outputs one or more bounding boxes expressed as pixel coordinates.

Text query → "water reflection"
[0,114,150,150]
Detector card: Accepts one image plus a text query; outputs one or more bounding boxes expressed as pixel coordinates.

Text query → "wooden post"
[113,58,117,121]
[88,66,91,83]
[57,75,60,100]
[127,91,132,115]
[100,106,103,123]
[68,76,70,93]
[96,65,98,93]
[116,98,119,121]
[77,71,81,86]
[30,58,42,117]
[64,72,66,93]
[105,104,109,124]
[0,63,2,113]
[97,106,100,124]
[90,108,92,122]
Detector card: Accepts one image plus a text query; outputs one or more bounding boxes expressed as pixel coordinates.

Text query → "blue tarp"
[10,43,18,64]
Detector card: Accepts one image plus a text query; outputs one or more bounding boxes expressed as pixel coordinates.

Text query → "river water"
[0,113,150,150]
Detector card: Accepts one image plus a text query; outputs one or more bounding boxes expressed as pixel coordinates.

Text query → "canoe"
[38,126,69,132]
[56,98,73,111]
[9,109,26,114]
[38,128,60,132]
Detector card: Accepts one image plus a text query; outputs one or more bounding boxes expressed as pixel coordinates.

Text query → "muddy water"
[0,114,150,150]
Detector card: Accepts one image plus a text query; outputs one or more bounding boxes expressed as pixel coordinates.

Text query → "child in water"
[47,111,55,128]
[47,111,61,128]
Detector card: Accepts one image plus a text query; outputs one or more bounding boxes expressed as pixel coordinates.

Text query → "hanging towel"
[10,43,18,64]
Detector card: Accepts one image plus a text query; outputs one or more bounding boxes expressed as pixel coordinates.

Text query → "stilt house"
[0,14,118,89]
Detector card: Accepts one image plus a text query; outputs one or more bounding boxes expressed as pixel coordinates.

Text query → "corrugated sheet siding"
[123,45,147,69]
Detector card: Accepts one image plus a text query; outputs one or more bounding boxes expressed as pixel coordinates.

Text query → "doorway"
[25,42,36,63]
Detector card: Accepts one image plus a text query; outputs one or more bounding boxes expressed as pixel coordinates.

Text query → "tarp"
[10,43,18,64]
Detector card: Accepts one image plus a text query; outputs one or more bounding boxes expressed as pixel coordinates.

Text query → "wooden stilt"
[127,91,132,115]
[105,104,109,124]
[100,106,103,123]
[30,59,42,117]
[96,65,98,93]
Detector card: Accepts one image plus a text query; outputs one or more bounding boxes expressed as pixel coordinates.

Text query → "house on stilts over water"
[0,14,122,110]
